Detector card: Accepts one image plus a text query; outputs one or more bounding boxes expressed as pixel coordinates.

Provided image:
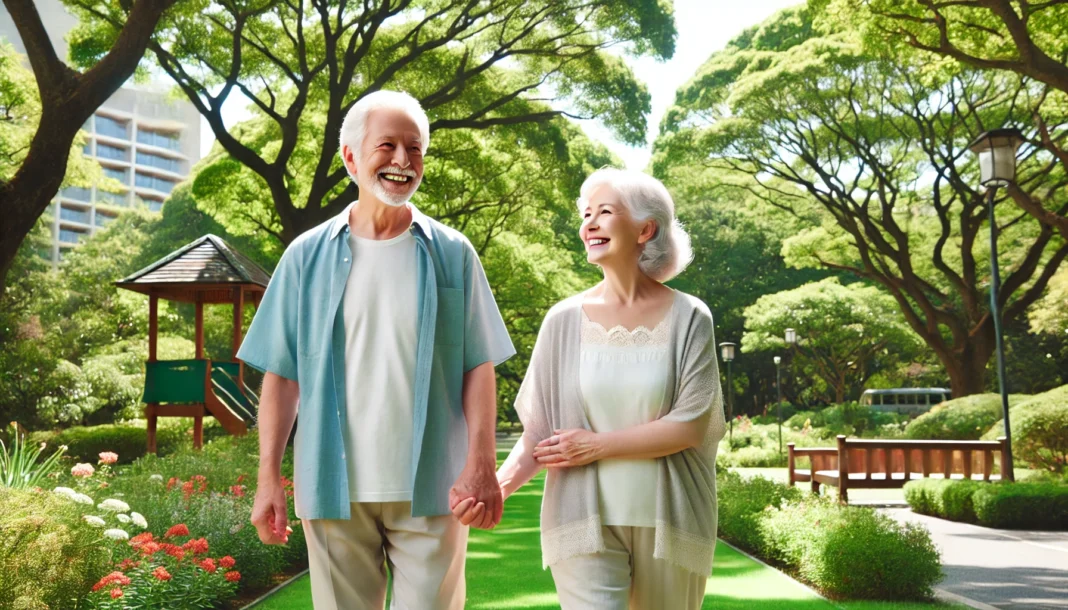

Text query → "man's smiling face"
[347,107,425,207]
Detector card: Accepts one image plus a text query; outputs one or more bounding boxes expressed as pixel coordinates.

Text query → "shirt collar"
[329,200,433,240]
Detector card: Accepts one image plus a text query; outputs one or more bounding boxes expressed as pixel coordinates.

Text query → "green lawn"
[251,471,962,610]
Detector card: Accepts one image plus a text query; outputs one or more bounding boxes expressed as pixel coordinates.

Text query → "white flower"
[115,514,131,524]
[229,524,244,535]
[149,474,164,483]
[130,512,148,529]
[72,493,95,505]
[97,499,131,513]
[53,486,77,499]
[83,515,106,527]
[103,528,129,541]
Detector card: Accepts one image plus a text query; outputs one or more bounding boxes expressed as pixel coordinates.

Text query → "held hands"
[449,459,503,530]
[532,428,603,468]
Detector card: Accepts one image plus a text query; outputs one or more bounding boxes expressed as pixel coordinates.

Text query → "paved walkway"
[884,509,1068,610]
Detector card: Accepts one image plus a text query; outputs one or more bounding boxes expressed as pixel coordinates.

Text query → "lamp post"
[774,355,783,454]
[720,342,736,443]
[785,327,797,406]
[968,128,1023,482]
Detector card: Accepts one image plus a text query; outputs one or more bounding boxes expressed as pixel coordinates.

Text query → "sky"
[199,0,803,164]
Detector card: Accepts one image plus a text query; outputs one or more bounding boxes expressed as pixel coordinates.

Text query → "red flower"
[181,480,195,499]
[110,588,124,599]
[92,571,131,592]
[152,566,172,581]
[280,476,293,488]
[129,532,155,547]
[218,555,236,569]
[230,484,246,497]
[165,524,190,539]
[236,474,246,484]
[139,541,162,556]
[225,570,241,583]
[182,537,210,555]
[285,489,294,497]
[117,558,140,571]
[166,477,180,491]
[199,558,217,573]
[160,543,185,561]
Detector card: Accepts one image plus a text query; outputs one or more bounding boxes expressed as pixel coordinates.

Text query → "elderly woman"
[455,168,726,608]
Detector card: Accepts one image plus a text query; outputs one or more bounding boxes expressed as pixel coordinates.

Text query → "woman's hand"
[533,429,604,468]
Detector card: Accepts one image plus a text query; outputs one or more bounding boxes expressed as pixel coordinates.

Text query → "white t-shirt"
[579,310,671,528]
[342,227,419,502]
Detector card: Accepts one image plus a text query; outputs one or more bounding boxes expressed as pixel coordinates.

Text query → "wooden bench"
[788,435,1012,502]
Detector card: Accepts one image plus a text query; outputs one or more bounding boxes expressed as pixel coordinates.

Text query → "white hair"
[576,167,694,282]
[338,90,430,161]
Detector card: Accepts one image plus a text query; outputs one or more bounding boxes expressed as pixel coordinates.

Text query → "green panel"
[211,363,257,421]
[142,359,206,404]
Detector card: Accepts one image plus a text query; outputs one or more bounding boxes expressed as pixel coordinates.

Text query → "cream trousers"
[302,502,467,610]
[550,525,708,610]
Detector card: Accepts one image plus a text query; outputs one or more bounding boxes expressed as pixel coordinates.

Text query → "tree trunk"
[939,331,995,398]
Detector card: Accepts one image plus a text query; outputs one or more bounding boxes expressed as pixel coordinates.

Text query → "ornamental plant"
[0,421,67,489]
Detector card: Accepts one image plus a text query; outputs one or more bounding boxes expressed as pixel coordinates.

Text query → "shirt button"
[343,258,349,262]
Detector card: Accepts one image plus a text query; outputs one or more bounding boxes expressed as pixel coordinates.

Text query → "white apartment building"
[1,0,202,265]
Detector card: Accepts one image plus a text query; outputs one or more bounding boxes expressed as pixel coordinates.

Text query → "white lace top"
[580,308,671,527]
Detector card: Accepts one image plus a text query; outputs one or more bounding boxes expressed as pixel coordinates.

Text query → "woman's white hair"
[576,167,694,282]
[338,90,430,161]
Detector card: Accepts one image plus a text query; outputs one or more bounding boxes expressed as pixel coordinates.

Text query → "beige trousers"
[550,526,708,610]
[302,502,468,610]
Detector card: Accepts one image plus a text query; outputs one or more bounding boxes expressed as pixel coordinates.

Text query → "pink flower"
[98,452,118,465]
[71,463,95,478]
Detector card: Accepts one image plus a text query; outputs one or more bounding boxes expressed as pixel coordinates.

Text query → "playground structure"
[115,235,270,452]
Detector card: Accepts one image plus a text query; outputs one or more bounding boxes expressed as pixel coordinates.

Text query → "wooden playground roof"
[115,235,271,303]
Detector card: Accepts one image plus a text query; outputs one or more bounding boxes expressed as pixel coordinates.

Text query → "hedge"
[29,420,228,465]
[983,384,1068,473]
[905,393,1027,440]
[905,479,1068,530]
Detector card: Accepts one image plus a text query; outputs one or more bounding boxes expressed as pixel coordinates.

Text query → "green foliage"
[743,278,922,403]
[0,487,112,610]
[0,423,67,489]
[786,403,906,438]
[984,385,1068,472]
[1030,269,1068,336]
[905,394,1027,440]
[903,479,984,523]
[759,498,943,599]
[972,482,1068,530]
[29,420,212,465]
[716,470,802,554]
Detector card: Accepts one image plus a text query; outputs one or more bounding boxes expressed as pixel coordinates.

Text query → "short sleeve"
[461,242,516,372]
[237,245,301,381]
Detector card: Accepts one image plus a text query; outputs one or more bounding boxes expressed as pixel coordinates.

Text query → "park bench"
[787,435,1012,502]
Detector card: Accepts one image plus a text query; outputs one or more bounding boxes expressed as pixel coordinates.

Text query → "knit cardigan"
[514,290,726,574]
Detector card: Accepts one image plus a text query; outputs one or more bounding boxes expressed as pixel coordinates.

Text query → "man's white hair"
[338,90,430,160]
[576,167,694,282]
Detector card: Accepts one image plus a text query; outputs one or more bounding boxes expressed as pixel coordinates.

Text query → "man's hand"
[449,459,502,529]
[532,428,604,468]
[251,477,292,545]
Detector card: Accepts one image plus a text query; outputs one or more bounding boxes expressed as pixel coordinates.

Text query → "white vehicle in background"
[860,388,952,415]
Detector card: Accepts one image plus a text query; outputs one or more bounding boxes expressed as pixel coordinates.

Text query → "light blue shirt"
[238,202,515,519]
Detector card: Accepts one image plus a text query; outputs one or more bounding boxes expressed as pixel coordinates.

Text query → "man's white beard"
[370,177,418,207]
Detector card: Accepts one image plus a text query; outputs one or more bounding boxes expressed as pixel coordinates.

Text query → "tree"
[742,278,922,404]
[820,0,1068,239]
[654,6,1068,397]
[67,0,674,245]
[0,0,177,299]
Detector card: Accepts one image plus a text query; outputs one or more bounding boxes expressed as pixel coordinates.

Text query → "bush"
[30,420,227,465]
[903,479,983,523]
[972,482,1068,530]
[0,488,113,610]
[984,385,1068,473]
[716,470,801,554]
[787,403,906,437]
[905,394,1027,440]
[760,499,943,599]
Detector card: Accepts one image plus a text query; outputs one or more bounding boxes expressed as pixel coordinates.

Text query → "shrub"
[903,479,982,523]
[972,482,1068,530]
[984,385,1068,473]
[30,420,226,465]
[716,470,801,555]
[787,403,905,437]
[905,394,1027,440]
[0,487,113,610]
[760,499,943,599]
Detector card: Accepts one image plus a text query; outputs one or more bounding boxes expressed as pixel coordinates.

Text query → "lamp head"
[785,327,797,345]
[773,355,782,365]
[719,342,736,362]
[968,128,1023,188]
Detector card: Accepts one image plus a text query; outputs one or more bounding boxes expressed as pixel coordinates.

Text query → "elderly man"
[240,90,515,610]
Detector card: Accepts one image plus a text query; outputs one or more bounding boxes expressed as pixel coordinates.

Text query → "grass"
[252,469,963,610]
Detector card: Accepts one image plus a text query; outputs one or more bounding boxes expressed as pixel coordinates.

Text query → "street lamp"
[968,127,1024,482]
[785,327,797,411]
[720,342,736,443]
[774,355,783,454]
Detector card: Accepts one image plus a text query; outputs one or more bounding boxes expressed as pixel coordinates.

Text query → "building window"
[96,116,128,140]
[60,186,92,202]
[59,205,90,225]
[94,212,117,227]
[58,228,88,245]
[103,167,129,183]
[97,190,128,207]
[96,143,128,162]
[136,151,181,173]
[137,129,182,152]
[135,173,176,194]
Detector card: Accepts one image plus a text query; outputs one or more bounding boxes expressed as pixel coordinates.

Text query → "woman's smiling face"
[579,185,654,268]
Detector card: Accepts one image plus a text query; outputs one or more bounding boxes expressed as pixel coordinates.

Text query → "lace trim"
[653,520,718,575]
[581,309,672,348]
[541,514,605,569]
